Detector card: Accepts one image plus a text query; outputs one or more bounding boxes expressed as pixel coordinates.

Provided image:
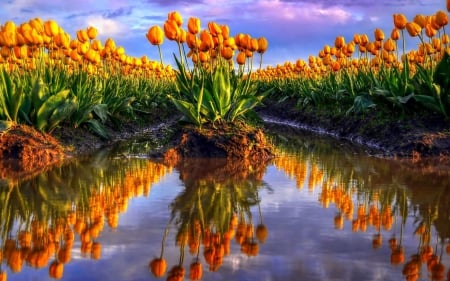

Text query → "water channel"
[1,126,449,281]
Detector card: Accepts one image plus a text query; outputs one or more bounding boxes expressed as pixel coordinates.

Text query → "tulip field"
[0,6,450,140]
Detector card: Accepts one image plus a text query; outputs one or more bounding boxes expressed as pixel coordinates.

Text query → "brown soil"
[0,124,66,180]
[257,98,450,159]
[162,122,274,162]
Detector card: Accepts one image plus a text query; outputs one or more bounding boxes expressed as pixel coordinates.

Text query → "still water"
[1,128,450,281]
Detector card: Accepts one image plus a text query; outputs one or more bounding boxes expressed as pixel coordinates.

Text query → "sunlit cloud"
[0,0,445,65]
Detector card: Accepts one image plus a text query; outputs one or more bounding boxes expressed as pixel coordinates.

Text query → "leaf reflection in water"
[150,157,271,279]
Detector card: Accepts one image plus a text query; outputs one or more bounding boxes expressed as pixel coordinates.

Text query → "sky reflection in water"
[0,132,450,281]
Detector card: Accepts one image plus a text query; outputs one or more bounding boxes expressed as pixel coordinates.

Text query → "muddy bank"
[256,98,450,159]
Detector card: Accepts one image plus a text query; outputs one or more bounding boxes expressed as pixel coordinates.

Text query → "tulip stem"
[157,45,164,66]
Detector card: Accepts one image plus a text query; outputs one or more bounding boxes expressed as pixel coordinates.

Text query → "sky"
[0,0,446,68]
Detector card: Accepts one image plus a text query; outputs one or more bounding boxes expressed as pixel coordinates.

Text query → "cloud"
[103,7,133,19]
[85,16,129,39]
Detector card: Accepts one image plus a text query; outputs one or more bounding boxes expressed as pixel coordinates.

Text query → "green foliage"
[169,56,270,127]
[413,52,450,117]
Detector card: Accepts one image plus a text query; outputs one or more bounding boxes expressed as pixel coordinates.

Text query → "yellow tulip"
[187,17,200,34]
[168,11,183,27]
[29,18,44,33]
[393,14,407,30]
[76,29,89,43]
[146,25,164,45]
[406,22,421,37]
[44,20,59,37]
[105,38,116,51]
[87,26,98,40]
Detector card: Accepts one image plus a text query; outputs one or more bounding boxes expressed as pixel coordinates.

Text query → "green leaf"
[168,95,201,126]
[92,104,109,123]
[36,89,70,131]
[86,119,109,139]
[47,98,77,132]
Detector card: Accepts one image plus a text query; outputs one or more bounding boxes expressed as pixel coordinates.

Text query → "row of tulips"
[146,11,271,127]
[0,18,176,137]
[255,6,450,119]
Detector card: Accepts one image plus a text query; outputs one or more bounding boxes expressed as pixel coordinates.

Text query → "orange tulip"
[149,258,167,278]
[435,10,449,27]
[189,262,203,281]
[146,25,164,45]
[383,38,396,52]
[391,28,400,40]
[208,21,222,36]
[360,34,369,46]
[257,37,268,53]
[221,25,230,39]
[353,34,361,44]
[44,20,59,37]
[448,0,450,12]
[334,36,345,49]
[406,22,421,37]
[187,17,200,34]
[236,51,246,65]
[413,14,426,28]
[425,24,437,38]
[163,20,180,41]
[374,28,384,41]
[220,46,234,60]
[168,11,183,27]
[248,38,259,52]
[393,14,407,30]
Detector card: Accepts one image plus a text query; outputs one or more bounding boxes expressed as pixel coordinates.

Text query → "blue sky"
[0,0,445,67]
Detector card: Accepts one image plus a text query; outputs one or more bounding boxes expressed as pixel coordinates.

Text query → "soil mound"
[163,123,274,163]
[0,124,66,179]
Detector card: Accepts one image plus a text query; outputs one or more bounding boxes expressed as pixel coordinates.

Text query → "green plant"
[168,56,270,127]
[413,52,450,117]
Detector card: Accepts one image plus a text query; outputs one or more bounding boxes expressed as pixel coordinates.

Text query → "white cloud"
[85,16,129,39]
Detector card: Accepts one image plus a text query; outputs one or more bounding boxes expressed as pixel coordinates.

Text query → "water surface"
[1,129,449,281]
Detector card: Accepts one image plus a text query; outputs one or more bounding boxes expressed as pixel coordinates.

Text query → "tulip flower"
[187,17,200,34]
[406,22,422,37]
[393,14,407,30]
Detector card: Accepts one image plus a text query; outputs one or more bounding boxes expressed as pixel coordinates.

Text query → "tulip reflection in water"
[272,142,450,281]
[0,157,169,280]
[149,158,269,279]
